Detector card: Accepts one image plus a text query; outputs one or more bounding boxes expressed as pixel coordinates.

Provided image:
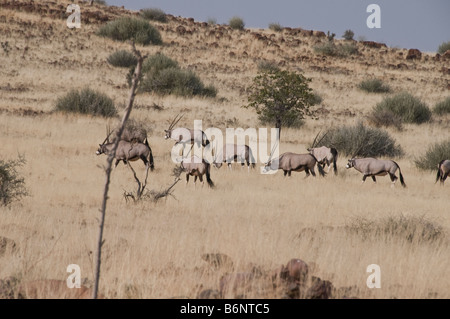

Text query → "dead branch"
[93,41,145,299]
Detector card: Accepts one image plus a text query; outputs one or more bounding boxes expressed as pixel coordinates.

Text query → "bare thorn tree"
[93,41,147,299]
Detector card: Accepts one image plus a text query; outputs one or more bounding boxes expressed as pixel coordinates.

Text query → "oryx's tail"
[248,147,256,169]
[436,160,445,184]
[310,154,326,177]
[331,147,338,175]
[206,164,215,188]
[145,138,155,171]
[393,161,406,188]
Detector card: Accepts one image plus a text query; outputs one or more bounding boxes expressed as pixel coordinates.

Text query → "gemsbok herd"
[95,115,449,189]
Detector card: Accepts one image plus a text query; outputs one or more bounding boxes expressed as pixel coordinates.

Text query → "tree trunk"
[276,118,282,140]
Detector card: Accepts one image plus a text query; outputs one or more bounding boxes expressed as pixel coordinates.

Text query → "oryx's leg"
[194,176,198,188]
[283,170,288,177]
[309,167,316,177]
[141,155,148,167]
[185,174,190,186]
[199,175,204,187]
[305,168,311,178]
[371,176,377,183]
[362,175,368,184]
[115,159,121,167]
[441,172,448,184]
[326,160,331,173]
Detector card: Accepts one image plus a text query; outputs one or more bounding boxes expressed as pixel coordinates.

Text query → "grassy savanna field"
[0,0,449,299]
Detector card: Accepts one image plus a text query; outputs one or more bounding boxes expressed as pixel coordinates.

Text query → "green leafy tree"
[243,70,316,138]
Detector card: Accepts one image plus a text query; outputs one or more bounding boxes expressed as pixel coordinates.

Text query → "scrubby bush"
[437,41,450,54]
[313,42,358,57]
[373,92,431,124]
[127,53,179,86]
[130,53,217,97]
[358,78,390,93]
[207,17,217,25]
[55,87,117,117]
[367,109,403,131]
[342,29,354,41]
[433,97,450,115]
[0,155,29,207]
[318,121,404,158]
[107,50,138,68]
[141,67,214,97]
[257,61,280,73]
[140,8,168,23]
[414,139,450,171]
[313,42,337,56]
[229,16,245,30]
[96,17,162,46]
[268,23,282,32]
[307,92,323,106]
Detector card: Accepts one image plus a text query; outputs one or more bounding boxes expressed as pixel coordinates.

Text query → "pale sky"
[105,0,449,53]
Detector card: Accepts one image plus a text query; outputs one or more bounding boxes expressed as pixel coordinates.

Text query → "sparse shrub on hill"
[130,53,216,97]
[437,41,450,54]
[207,18,217,25]
[268,23,283,32]
[318,122,404,158]
[55,87,117,117]
[373,92,431,124]
[229,16,245,30]
[257,61,280,73]
[0,155,29,207]
[141,67,216,97]
[432,97,450,115]
[358,78,391,93]
[127,53,179,87]
[342,29,354,41]
[339,43,358,56]
[307,92,323,106]
[313,42,358,57]
[367,109,403,131]
[96,17,162,46]
[107,50,138,68]
[140,8,168,23]
[414,139,450,171]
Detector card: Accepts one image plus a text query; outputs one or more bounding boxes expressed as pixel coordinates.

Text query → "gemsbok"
[213,143,256,172]
[262,152,326,177]
[164,114,210,148]
[436,159,450,185]
[96,128,154,170]
[307,146,338,175]
[181,155,214,188]
[307,130,338,175]
[345,158,406,187]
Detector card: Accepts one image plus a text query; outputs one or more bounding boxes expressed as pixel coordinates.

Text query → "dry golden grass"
[0,0,449,299]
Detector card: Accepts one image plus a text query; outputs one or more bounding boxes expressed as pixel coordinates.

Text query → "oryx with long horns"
[307,131,338,175]
[261,138,326,177]
[164,114,210,148]
[96,126,154,170]
[345,157,406,187]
